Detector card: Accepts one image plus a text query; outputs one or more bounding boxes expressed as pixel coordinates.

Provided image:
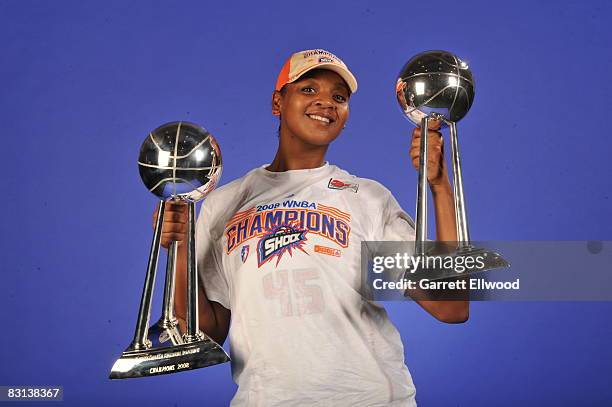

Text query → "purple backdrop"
[1,0,611,406]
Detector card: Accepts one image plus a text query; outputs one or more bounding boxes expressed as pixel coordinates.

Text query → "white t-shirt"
[196,162,417,407]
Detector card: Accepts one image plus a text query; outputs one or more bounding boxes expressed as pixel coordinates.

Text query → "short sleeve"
[364,190,417,291]
[196,201,230,309]
[381,192,416,242]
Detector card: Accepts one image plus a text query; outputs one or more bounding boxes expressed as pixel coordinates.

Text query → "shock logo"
[257,225,308,267]
[225,200,351,256]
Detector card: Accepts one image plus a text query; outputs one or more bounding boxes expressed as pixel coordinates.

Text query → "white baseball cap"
[275,49,358,93]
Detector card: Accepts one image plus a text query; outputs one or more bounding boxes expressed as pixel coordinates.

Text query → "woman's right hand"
[153,201,188,249]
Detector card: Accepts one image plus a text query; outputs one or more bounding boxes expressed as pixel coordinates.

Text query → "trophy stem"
[129,200,165,351]
[184,201,203,342]
[160,240,178,326]
[415,116,430,255]
[448,122,471,249]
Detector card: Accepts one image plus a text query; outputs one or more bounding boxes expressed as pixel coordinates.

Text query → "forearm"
[173,243,227,343]
[415,296,469,322]
[416,178,469,323]
[431,178,457,242]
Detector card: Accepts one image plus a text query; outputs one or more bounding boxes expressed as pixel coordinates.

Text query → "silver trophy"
[396,50,509,278]
[109,121,229,379]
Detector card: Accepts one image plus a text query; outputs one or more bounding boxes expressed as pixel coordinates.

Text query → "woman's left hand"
[409,121,450,187]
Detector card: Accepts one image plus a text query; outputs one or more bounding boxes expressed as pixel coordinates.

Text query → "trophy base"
[147,320,184,348]
[408,245,510,282]
[109,338,230,379]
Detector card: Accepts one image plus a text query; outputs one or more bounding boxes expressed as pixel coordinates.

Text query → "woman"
[160,49,467,406]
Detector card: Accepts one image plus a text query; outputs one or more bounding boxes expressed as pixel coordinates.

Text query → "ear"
[271,90,282,116]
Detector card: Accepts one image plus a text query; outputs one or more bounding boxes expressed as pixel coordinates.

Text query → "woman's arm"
[408,126,469,323]
[157,202,232,343]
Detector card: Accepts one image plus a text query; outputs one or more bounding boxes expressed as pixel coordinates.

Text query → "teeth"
[308,114,330,123]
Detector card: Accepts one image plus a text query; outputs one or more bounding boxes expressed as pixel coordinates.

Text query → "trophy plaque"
[109,121,229,379]
[396,50,509,279]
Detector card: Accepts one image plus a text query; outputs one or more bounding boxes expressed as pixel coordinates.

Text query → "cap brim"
[288,63,358,94]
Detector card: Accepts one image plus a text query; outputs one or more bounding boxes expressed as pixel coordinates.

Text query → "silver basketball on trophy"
[396,50,475,126]
[138,121,222,201]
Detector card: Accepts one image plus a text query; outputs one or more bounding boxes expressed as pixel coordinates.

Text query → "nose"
[313,97,335,110]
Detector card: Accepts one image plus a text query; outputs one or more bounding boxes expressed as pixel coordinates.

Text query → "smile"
[307,114,332,124]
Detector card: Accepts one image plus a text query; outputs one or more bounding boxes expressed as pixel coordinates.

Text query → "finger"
[428,156,443,166]
[412,127,442,140]
[412,137,443,152]
[160,238,170,249]
[161,235,186,249]
[410,138,443,155]
[163,211,188,223]
[162,231,187,241]
[411,160,439,172]
[162,232,187,242]
[166,201,188,212]
[427,119,442,130]
[411,144,442,159]
[162,222,187,234]
[411,156,442,166]
[428,131,443,144]
[154,202,188,228]
[423,130,443,141]
[152,206,162,229]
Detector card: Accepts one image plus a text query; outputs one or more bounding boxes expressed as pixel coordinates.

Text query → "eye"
[301,87,316,94]
[334,94,348,103]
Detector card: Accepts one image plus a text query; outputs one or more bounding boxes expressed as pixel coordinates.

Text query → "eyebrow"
[333,82,350,93]
[297,77,350,95]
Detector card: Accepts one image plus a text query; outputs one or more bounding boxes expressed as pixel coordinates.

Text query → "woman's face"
[273,69,350,147]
